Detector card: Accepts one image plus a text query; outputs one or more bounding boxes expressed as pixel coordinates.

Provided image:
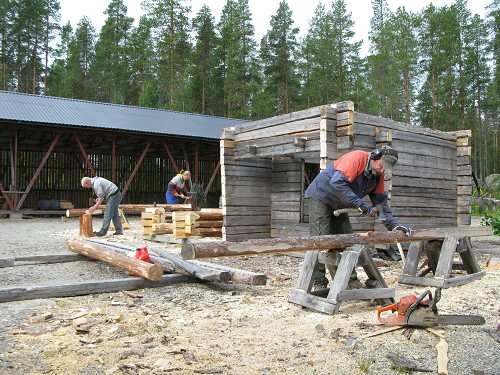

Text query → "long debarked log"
[189,260,267,285]
[180,226,493,260]
[66,204,193,217]
[0,274,193,303]
[66,239,163,281]
[66,208,103,217]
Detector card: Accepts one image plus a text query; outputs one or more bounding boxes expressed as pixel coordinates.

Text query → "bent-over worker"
[304,146,412,289]
[166,170,191,204]
[81,176,122,237]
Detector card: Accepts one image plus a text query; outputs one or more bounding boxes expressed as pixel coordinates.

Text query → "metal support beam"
[162,140,179,173]
[74,133,96,177]
[205,161,220,197]
[120,140,151,201]
[195,143,199,184]
[111,136,116,183]
[16,133,61,211]
[0,182,16,211]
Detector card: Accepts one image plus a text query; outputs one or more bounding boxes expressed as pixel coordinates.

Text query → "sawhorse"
[398,236,485,288]
[288,245,395,314]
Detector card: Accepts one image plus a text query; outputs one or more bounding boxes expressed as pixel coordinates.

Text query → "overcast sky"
[58,0,492,55]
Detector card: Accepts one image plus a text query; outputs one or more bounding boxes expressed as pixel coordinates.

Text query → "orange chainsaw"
[378,288,485,327]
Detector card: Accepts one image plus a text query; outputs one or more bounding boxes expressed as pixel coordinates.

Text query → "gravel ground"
[0,215,498,375]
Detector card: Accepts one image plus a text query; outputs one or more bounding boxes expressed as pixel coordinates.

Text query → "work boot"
[312,280,329,292]
[379,245,402,262]
[348,278,365,289]
[93,230,107,237]
[113,230,123,235]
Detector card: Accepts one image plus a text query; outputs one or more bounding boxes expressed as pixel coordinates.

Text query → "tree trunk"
[180,227,493,260]
[67,239,163,281]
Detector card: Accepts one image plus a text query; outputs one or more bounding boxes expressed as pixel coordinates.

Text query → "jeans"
[101,192,122,232]
[308,198,355,284]
[166,191,179,204]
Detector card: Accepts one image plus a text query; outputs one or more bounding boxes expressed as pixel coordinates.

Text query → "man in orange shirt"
[304,146,412,288]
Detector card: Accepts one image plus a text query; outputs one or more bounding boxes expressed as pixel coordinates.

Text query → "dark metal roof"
[0,90,247,139]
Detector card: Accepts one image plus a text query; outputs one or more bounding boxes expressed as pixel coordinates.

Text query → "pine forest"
[0,0,498,178]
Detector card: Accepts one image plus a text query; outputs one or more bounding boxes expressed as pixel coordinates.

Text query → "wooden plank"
[398,275,445,287]
[233,106,323,135]
[336,288,395,301]
[434,237,458,279]
[189,261,267,285]
[443,271,485,287]
[354,113,456,141]
[0,254,91,267]
[288,289,336,314]
[0,274,193,303]
[402,242,424,276]
[235,117,321,142]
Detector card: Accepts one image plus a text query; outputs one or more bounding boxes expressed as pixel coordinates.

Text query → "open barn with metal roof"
[0,91,247,215]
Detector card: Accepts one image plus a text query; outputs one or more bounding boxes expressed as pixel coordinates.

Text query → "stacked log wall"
[353,113,459,229]
[221,128,273,240]
[221,102,469,241]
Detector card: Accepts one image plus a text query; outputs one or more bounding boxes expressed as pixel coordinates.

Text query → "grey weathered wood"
[235,117,321,142]
[327,251,359,313]
[0,258,16,267]
[402,242,424,275]
[0,254,92,268]
[435,237,458,279]
[354,113,456,141]
[443,271,486,287]
[457,238,482,274]
[294,251,321,291]
[288,289,336,314]
[233,106,323,135]
[151,248,230,282]
[189,260,267,285]
[336,288,395,301]
[398,275,446,287]
[0,274,193,303]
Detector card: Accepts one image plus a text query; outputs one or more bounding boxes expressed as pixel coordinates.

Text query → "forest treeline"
[0,0,498,179]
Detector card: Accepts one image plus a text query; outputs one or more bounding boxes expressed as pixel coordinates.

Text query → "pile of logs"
[67,238,266,285]
[141,208,223,238]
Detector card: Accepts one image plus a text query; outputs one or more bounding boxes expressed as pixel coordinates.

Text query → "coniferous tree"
[0,0,16,90]
[299,1,362,107]
[67,17,96,100]
[258,0,300,117]
[129,16,156,107]
[189,5,218,115]
[46,21,72,97]
[11,0,59,93]
[89,0,133,103]
[218,0,258,118]
[143,0,192,110]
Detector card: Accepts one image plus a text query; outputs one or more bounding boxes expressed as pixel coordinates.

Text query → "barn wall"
[222,101,472,241]
[0,126,222,212]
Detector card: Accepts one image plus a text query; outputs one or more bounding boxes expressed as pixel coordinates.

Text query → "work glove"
[357,204,372,216]
[392,224,412,236]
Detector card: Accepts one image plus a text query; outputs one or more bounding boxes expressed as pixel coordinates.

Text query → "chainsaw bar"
[406,313,485,327]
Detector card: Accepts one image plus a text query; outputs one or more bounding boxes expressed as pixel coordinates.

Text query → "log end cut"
[181,242,196,260]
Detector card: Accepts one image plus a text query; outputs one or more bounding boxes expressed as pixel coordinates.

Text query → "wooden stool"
[288,245,395,314]
[398,236,485,288]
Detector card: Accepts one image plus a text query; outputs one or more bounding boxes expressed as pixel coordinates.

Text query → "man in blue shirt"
[304,146,411,288]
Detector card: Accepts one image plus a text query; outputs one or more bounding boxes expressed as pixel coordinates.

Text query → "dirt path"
[0,216,499,374]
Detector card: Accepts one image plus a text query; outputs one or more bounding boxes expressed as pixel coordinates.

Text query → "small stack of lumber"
[142,208,223,238]
[141,206,167,235]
